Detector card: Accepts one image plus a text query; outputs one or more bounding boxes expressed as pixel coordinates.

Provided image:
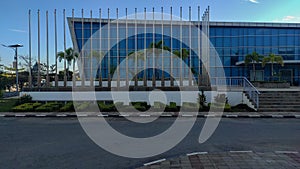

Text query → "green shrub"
[208,103,231,112]
[165,102,178,112]
[75,102,92,112]
[0,90,3,98]
[15,94,32,106]
[12,102,42,112]
[98,102,116,112]
[181,102,199,112]
[231,104,255,112]
[59,102,75,112]
[35,102,62,112]
[154,102,165,109]
[197,90,207,107]
[130,102,148,112]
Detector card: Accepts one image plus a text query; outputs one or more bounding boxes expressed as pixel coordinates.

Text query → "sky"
[0,0,300,69]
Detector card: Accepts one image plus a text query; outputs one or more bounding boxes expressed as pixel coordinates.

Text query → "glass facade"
[69,19,300,85]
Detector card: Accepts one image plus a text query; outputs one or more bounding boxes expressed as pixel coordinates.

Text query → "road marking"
[140,114,150,117]
[205,115,216,118]
[248,115,260,118]
[97,114,108,117]
[36,115,46,117]
[144,159,166,166]
[187,152,208,156]
[226,115,238,118]
[275,151,299,154]
[161,115,172,117]
[119,114,130,117]
[182,115,194,117]
[56,114,67,117]
[15,114,26,117]
[77,114,88,117]
[230,150,253,153]
[272,115,284,118]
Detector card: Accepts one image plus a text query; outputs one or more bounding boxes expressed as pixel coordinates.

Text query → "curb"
[0,114,300,118]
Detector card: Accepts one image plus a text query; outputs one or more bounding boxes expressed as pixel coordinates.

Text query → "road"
[0,117,299,169]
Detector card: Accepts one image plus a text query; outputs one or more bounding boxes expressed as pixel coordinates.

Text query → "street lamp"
[1,44,23,94]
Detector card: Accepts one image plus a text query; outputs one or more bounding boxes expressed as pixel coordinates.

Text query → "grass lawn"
[0,99,18,112]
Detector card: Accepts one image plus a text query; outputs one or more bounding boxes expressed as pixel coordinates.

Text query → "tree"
[262,53,284,81]
[244,51,263,81]
[58,48,78,86]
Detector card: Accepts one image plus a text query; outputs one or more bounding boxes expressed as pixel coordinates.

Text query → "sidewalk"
[138,151,300,169]
[1,111,300,118]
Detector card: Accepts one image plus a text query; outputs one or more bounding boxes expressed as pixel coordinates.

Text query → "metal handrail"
[211,76,260,109]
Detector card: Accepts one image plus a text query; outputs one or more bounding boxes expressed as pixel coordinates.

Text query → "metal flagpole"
[179,7,183,86]
[28,10,32,88]
[134,8,138,86]
[72,9,76,87]
[63,9,67,87]
[99,8,102,87]
[198,6,201,86]
[125,8,129,87]
[189,6,192,86]
[116,8,120,88]
[54,9,58,87]
[143,7,147,87]
[152,7,155,87]
[107,8,111,88]
[170,6,173,87]
[81,9,85,86]
[90,10,93,87]
[46,11,49,87]
[161,7,164,87]
[37,9,41,88]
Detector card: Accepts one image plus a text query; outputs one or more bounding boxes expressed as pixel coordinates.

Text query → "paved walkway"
[1,111,300,118]
[138,151,300,169]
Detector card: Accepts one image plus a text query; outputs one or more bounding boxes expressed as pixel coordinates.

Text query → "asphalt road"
[0,117,299,169]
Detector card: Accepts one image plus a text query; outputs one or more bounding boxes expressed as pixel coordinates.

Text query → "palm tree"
[262,53,284,81]
[58,48,78,87]
[244,51,263,81]
[172,48,189,85]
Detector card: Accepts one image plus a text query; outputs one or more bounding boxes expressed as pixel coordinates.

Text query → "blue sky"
[0,0,300,69]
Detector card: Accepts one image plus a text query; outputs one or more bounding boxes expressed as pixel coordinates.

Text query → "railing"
[210,77,261,109]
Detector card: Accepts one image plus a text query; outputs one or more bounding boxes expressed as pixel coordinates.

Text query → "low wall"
[253,82,290,88]
[20,91,251,107]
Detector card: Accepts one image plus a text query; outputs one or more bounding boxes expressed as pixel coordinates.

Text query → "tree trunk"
[252,63,256,81]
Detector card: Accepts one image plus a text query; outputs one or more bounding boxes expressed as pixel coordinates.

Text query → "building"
[67,9,300,87]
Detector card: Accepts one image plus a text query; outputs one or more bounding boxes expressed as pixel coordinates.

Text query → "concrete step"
[259,108,300,112]
[259,105,300,108]
[257,90,300,111]
[259,102,300,105]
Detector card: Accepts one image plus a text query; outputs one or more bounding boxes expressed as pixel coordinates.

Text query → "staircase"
[258,91,300,112]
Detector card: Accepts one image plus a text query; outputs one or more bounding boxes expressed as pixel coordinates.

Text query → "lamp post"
[1,44,23,94]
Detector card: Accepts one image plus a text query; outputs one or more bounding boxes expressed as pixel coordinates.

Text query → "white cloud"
[282,16,296,21]
[273,16,300,23]
[248,0,259,3]
[8,29,27,33]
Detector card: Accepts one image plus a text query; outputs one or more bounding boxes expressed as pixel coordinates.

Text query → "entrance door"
[280,69,293,84]
[250,70,264,81]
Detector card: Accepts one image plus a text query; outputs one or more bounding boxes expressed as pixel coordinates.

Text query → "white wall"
[20,91,253,108]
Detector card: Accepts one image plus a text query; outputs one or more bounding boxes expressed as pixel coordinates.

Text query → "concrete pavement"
[139,151,300,169]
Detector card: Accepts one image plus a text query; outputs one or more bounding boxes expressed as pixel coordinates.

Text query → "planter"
[252,82,290,88]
